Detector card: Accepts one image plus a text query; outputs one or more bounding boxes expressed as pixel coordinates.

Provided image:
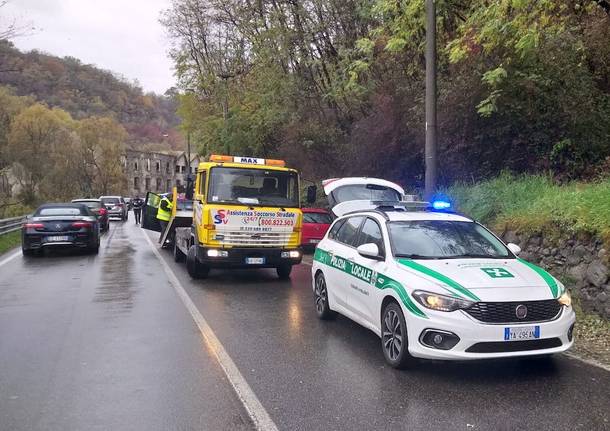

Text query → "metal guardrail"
[0,215,27,236]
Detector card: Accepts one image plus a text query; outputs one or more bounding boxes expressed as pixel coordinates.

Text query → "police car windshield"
[208,167,299,207]
[389,220,511,259]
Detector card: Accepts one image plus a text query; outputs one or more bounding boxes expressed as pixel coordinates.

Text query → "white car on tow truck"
[312,178,575,368]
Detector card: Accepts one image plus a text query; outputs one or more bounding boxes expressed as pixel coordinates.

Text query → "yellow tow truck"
[142,155,316,279]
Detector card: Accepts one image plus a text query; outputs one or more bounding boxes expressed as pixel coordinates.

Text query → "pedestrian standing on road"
[132,195,144,224]
[156,193,173,242]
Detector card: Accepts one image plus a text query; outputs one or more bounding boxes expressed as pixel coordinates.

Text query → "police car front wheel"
[381,302,415,369]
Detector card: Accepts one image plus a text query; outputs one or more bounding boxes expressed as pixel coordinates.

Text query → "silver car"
[99,196,128,221]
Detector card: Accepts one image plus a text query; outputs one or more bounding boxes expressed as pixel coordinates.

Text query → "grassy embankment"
[446,173,610,241]
[0,230,21,256]
[446,174,610,365]
[0,204,32,256]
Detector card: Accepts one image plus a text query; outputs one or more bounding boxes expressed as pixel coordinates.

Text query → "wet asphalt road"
[1,220,609,431]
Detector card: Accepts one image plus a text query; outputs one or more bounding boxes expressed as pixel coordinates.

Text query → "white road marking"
[562,352,610,373]
[0,250,21,268]
[141,229,279,431]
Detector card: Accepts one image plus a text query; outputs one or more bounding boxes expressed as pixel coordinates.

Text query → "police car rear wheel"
[381,302,415,369]
[314,272,336,320]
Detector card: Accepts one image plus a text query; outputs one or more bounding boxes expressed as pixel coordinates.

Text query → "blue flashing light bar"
[431,200,451,210]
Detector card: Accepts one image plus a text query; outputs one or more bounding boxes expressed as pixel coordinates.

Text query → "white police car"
[312,178,575,368]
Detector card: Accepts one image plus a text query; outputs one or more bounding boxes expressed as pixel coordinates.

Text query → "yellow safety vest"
[156,197,172,222]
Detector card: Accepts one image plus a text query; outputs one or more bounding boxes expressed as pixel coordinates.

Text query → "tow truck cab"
[175,155,316,279]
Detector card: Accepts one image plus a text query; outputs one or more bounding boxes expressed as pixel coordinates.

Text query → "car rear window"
[37,207,86,216]
[101,197,119,204]
[334,216,364,246]
[74,201,101,209]
[303,212,332,224]
[332,184,400,204]
[355,218,385,253]
[327,219,346,240]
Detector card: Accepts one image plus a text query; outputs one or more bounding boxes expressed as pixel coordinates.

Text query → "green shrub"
[0,203,33,218]
[445,173,610,239]
[0,230,21,255]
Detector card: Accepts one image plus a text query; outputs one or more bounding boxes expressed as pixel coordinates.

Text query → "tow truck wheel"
[276,264,292,279]
[381,302,416,369]
[186,245,209,279]
[174,240,185,262]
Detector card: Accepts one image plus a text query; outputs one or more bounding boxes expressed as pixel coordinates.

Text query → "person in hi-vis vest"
[156,193,173,240]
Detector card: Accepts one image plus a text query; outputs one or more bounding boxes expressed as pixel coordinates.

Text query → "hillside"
[0,40,182,149]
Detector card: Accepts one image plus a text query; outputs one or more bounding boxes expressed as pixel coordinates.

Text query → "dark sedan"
[72,198,109,232]
[22,203,101,256]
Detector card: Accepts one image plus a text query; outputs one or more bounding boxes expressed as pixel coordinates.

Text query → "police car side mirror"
[507,243,521,256]
[306,185,317,204]
[357,243,384,261]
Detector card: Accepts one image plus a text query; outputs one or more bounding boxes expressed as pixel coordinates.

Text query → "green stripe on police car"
[517,258,560,298]
[313,248,427,318]
[397,259,481,301]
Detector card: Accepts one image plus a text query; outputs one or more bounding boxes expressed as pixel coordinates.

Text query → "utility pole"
[185,129,194,199]
[424,0,437,200]
[218,73,232,155]
[182,90,195,199]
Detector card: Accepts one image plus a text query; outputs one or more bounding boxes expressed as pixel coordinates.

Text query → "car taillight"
[71,221,92,229]
[23,223,44,229]
[118,203,124,207]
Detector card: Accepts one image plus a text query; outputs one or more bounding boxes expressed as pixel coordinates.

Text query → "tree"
[77,117,127,196]
[7,104,76,203]
[0,1,36,40]
[162,0,610,184]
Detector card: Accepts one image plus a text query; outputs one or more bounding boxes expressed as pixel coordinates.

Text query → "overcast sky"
[3,0,176,94]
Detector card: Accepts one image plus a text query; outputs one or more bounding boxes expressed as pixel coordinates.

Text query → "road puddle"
[94,223,138,311]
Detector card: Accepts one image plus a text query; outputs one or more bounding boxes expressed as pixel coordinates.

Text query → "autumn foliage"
[163,0,610,186]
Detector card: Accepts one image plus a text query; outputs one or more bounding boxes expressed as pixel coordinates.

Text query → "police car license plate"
[245,257,265,265]
[504,326,540,341]
[46,235,70,242]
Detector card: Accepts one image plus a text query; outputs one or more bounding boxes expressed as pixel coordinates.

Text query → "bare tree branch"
[594,0,610,15]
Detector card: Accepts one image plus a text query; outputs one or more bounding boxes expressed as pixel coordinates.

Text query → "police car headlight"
[558,290,572,307]
[412,290,474,312]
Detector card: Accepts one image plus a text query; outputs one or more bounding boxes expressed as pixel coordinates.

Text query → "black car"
[72,198,110,232]
[22,203,101,256]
